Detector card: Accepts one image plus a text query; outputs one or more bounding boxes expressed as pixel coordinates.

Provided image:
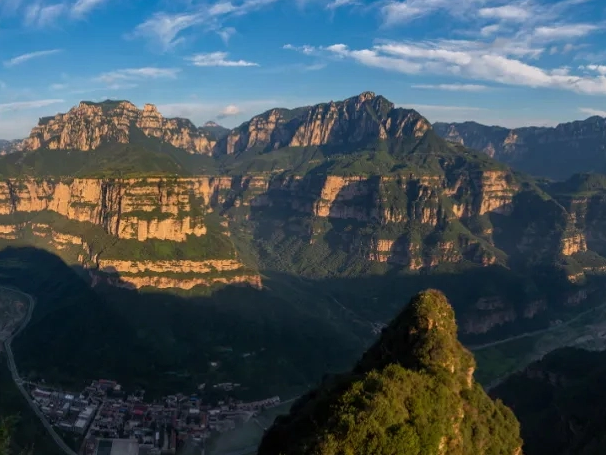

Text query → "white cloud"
[131,0,279,51]
[583,64,606,75]
[579,107,606,117]
[326,0,356,9]
[50,83,68,90]
[217,104,241,119]
[4,49,62,67]
[480,24,501,36]
[95,67,180,84]
[0,99,64,113]
[71,0,108,18]
[478,5,530,21]
[24,3,65,27]
[283,44,316,55]
[534,23,598,40]
[217,27,236,44]
[187,52,258,67]
[412,83,489,91]
[157,99,279,126]
[314,41,606,95]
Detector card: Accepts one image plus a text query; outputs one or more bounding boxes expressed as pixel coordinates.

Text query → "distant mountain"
[434,117,606,180]
[258,290,522,455]
[199,121,229,140]
[0,139,21,155]
[493,347,606,455]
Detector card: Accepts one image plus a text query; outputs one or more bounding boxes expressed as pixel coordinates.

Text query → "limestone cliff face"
[556,193,606,256]
[0,177,235,242]
[20,101,216,155]
[220,92,431,155]
[93,258,262,291]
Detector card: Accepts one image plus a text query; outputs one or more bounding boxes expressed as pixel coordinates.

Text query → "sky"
[0,0,606,138]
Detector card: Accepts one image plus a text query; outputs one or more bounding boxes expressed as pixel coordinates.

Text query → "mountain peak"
[203,121,221,127]
[355,290,474,386]
[357,91,376,102]
[258,290,521,455]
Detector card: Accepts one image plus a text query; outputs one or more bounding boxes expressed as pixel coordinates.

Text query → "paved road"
[1,286,78,455]
[469,301,606,352]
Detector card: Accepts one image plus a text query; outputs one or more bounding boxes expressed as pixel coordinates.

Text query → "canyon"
[1,92,605,337]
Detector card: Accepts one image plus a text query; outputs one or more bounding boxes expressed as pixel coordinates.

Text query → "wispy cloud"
[95,67,180,84]
[24,3,65,27]
[579,107,606,117]
[4,49,62,67]
[217,27,236,44]
[288,39,606,95]
[130,0,279,51]
[71,0,108,18]
[534,23,598,40]
[412,83,489,91]
[187,52,258,67]
[478,5,530,21]
[0,99,64,113]
[326,0,357,9]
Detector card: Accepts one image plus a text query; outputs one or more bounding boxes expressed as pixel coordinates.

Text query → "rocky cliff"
[16,93,431,158]
[20,101,217,155]
[434,117,606,180]
[258,290,523,455]
[2,92,605,336]
[221,92,431,155]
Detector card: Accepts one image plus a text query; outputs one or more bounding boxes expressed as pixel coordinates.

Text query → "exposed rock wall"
[21,102,216,154]
[0,177,229,242]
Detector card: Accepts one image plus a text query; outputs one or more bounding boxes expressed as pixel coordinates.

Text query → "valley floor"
[475,300,606,388]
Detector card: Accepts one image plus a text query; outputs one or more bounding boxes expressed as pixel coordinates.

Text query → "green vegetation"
[258,290,522,455]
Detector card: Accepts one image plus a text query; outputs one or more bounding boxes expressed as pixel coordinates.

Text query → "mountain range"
[3,92,606,454]
[434,118,606,180]
[1,91,606,418]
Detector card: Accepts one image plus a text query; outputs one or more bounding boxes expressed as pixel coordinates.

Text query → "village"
[26,379,281,455]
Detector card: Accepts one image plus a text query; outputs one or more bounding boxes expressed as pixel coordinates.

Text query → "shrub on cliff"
[257,290,522,455]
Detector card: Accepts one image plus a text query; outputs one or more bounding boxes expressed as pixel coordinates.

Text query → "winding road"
[468,301,606,352]
[1,286,78,455]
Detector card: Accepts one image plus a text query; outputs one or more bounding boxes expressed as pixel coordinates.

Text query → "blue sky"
[0,0,606,138]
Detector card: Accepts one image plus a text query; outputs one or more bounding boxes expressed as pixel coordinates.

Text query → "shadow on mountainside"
[0,246,605,403]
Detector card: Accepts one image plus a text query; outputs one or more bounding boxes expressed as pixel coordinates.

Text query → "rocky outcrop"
[94,273,262,291]
[97,259,243,275]
[20,101,216,154]
[0,177,231,242]
[258,290,523,455]
[219,92,431,155]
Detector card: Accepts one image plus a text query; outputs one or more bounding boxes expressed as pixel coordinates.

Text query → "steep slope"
[493,347,606,455]
[434,117,606,180]
[218,92,430,155]
[258,290,522,455]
